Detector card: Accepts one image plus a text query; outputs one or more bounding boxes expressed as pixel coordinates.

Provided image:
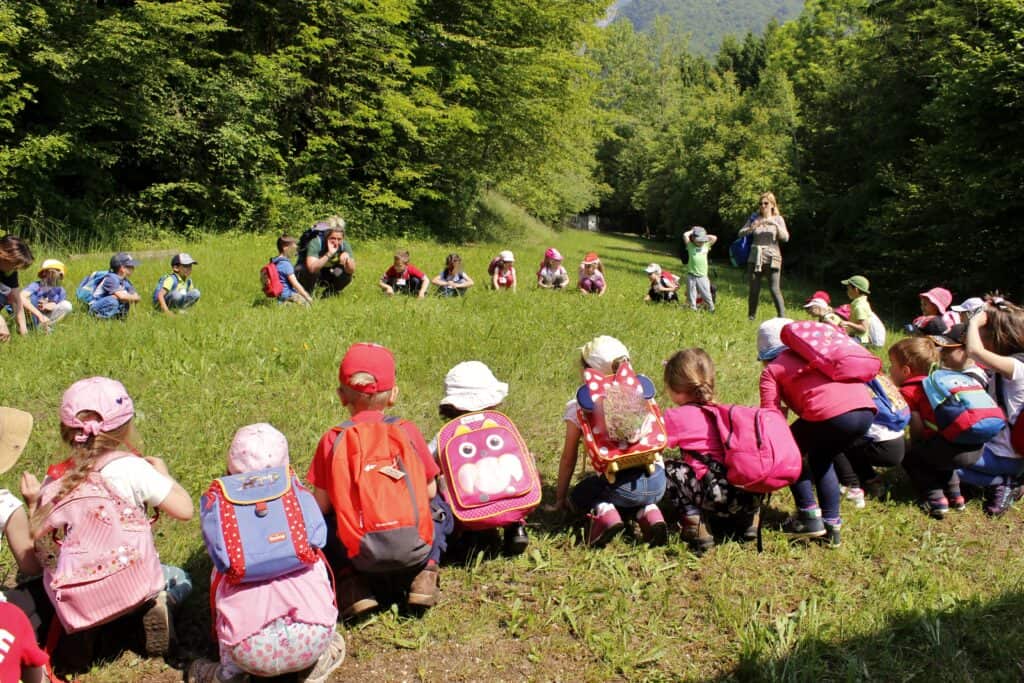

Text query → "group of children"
[3,282,1024,679]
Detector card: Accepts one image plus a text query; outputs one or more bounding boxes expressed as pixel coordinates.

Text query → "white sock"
[594,502,615,516]
[636,504,658,520]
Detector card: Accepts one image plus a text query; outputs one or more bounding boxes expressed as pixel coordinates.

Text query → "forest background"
[1,0,1022,304]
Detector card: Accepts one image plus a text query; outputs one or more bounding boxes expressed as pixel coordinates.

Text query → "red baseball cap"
[806,290,831,306]
[339,343,395,393]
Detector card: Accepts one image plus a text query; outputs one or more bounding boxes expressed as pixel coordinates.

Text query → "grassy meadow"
[2,222,1024,682]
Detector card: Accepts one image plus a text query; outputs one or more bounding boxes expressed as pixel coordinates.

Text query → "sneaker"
[142,590,173,656]
[586,506,624,548]
[636,506,667,547]
[735,509,760,543]
[188,659,250,683]
[921,497,950,519]
[948,494,966,512]
[781,508,826,539]
[863,477,886,499]
[822,521,841,548]
[337,572,378,620]
[844,487,866,509]
[298,630,347,683]
[407,565,440,608]
[503,523,529,556]
[983,484,1016,517]
[679,513,714,553]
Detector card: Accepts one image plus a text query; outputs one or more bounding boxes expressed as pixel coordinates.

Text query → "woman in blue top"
[432,253,474,297]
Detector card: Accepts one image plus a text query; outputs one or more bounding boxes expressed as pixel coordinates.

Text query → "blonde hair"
[31,415,139,536]
[394,250,410,264]
[340,372,392,409]
[325,215,346,232]
[760,192,780,216]
[982,295,1024,355]
[663,348,716,404]
[889,337,938,376]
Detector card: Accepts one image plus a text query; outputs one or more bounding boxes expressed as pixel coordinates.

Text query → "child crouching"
[190,424,344,683]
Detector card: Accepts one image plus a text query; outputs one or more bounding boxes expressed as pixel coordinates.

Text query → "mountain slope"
[609,0,804,54]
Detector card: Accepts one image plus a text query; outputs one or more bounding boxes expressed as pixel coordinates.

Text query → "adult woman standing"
[738,192,789,319]
[0,235,34,341]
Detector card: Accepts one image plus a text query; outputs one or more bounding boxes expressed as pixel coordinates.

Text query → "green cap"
[841,275,870,294]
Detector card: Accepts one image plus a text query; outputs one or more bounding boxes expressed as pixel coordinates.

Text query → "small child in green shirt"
[840,275,874,344]
[683,227,717,311]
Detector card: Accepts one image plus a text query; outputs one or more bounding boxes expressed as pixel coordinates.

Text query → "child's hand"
[0,318,10,342]
[20,472,41,508]
[144,456,170,476]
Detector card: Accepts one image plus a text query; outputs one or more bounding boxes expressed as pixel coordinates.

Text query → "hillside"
[608,0,804,53]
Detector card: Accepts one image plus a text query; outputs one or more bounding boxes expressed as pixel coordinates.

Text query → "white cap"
[499,250,515,262]
[951,297,984,314]
[644,263,661,274]
[227,423,289,474]
[439,361,509,412]
[757,318,793,361]
[580,335,629,375]
[802,297,829,310]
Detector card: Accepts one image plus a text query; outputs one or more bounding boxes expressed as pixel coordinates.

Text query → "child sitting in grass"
[432,253,473,297]
[910,287,959,335]
[930,324,988,386]
[577,253,606,296]
[889,337,974,518]
[488,250,517,291]
[88,253,142,320]
[271,234,314,305]
[380,249,428,298]
[537,248,568,289]
[662,348,760,553]
[802,290,842,327]
[552,335,666,547]
[643,263,679,303]
[153,253,200,315]
[19,259,72,331]
[839,275,874,344]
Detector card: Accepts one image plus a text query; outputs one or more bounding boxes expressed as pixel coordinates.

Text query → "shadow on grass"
[716,590,1024,682]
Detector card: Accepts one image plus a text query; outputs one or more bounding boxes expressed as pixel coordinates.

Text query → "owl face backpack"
[435,410,541,530]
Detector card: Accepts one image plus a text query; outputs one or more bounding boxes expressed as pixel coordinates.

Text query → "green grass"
[2,228,1024,682]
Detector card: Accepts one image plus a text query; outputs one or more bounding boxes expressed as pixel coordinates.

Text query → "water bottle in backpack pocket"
[923,368,1006,445]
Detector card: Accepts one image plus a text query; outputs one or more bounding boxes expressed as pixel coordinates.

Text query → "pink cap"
[807,290,831,305]
[920,287,953,314]
[60,377,134,443]
[545,247,563,261]
[339,343,396,394]
[227,423,289,473]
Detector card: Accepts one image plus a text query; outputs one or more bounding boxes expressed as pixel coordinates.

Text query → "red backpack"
[328,417,433,573]
[260,257,284,298]
[781,320,882,382]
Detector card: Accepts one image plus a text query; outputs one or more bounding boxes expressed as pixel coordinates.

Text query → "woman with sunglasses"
[738,192,789,320]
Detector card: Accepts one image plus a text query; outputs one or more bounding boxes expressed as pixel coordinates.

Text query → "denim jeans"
[89,295,128,319]
[165,289,200,309]
[570,465,666,514]
[161,564,193,606]
[956,446,1024,487]
[789,409,874,521]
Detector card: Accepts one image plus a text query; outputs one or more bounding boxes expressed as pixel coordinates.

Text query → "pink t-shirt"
[759,350,875,421]
[663,404,724,479]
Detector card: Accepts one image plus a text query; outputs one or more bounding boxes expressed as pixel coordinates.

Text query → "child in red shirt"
[379,249,428,298]
[0,601,48,683]
[889,337,978,517]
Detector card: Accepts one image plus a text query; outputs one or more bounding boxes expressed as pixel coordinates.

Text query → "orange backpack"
[328,417,433,573]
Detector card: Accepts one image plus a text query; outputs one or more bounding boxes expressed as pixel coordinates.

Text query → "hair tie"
[70,419,101,443]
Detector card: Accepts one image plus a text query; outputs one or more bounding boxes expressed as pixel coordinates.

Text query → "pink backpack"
[436,411,541,530]
[700,404,802,494]
[34,452,164,633]
[781,320,882,382]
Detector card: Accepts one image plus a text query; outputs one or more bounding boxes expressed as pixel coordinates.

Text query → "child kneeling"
[307,343,452,619]
[190,424,344,683]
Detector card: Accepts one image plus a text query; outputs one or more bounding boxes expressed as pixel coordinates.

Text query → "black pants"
[295,265,353,297]
[902,438,982,499]
[747,264,785,317]
[834,436,906,487]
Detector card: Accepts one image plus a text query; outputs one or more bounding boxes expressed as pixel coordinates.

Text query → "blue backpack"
[76,270,109,305]
[867,375,911,432]
[729,234,751,267]
[922,368,1006,445]
[151,274,186,305]
[200,466,327,585]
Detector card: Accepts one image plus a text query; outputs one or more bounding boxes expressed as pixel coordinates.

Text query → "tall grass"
[2,228,1023,682]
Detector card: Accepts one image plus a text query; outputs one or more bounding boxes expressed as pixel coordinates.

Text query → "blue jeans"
[570,465,666,514]
[165,289,200,309]
[789,409,874,521]
[161,564,193,606]
[957,447,1024,487]
[89,295,128,319]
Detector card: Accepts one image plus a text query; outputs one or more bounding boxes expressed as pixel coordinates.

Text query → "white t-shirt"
[98,456,174,508]
[0,489,23,547]
[988,355,1024,460]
